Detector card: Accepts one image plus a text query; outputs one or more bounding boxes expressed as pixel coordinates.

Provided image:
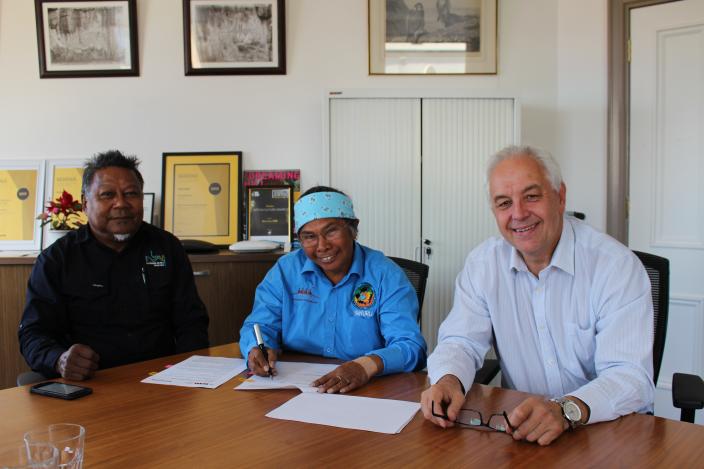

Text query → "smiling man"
[420,145,654,445]
[239,186,426,393]
[19,150,209,381]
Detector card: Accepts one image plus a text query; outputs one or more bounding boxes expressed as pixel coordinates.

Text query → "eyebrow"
[522,184,542,194]
[492,184,542,203]
[299,221,341,235]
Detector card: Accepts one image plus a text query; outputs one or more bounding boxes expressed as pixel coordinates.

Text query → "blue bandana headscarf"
[294,191,357,232]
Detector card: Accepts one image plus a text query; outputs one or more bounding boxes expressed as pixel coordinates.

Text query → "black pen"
[253,324,273,379]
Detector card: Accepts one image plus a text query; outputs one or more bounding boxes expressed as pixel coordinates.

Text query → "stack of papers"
[141,356,421,434]
[266,393,420,434]
[141,355,246,388]
[234,361,338,393]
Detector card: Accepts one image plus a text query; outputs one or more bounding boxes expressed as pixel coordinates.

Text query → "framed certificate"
[44,160,88,246]
[247,185,292,243]
[161,152,242,246]
[143,192,155,224]
[0,160,45,250]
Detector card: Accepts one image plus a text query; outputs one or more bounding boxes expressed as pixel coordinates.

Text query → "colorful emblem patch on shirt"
[353,283,376,309]
[145,251,166,267]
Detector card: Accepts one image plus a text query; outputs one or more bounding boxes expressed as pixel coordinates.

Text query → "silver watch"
[551,397,583,429]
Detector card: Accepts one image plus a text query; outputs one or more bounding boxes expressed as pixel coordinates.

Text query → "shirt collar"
[77,222,146,251]
[508,216,575,276]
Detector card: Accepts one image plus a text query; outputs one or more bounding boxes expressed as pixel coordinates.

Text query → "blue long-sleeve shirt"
[240,243,427,374]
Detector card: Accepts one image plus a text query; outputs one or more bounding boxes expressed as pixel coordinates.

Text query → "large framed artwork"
[34,0,139,78]
[368,0,497,75]
[183,0,286,75]
[161,152,242,247]
[0,160,45,251]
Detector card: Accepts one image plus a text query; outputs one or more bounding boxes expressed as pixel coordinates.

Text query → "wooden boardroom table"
[1,344,703,468]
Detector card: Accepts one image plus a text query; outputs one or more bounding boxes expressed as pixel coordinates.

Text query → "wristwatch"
[551,397,583,429]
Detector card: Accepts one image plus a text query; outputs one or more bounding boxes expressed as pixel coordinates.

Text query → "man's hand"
[507,397,568,446]
[420,374,466,428]
[55,344,100,381]
[247,347,278,377]
[312,356,379,394]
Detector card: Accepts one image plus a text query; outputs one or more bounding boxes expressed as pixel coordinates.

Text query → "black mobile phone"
[30,381,92,400]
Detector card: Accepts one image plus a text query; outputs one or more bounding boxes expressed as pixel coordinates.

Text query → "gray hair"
[486,145,563,192]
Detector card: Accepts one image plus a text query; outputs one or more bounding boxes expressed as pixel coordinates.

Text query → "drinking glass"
[23,424,85,469]
[0,442,58,469]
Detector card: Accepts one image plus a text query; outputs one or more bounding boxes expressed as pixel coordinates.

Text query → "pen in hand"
[253,323,273,380]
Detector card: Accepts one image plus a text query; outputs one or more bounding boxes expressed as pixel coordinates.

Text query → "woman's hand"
[247,347,278,377]
[312,355,383,393]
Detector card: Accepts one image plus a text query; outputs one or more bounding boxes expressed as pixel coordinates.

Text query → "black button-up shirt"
[19,223,209,377]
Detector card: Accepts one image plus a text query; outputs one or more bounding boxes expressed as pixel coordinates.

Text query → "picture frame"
[242,169,300,239]
[161,152,242,247]
[0,160,45,251]
[34,0,139,78]
[246,185,292,243]
[43,159,88,248]
[143,192,155,225]
[368,0,497,75]
[183,0,286,75]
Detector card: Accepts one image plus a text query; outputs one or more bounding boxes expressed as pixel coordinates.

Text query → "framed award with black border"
[246,185,292,243]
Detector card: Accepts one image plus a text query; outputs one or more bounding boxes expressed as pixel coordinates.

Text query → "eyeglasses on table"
[431,401,515,433]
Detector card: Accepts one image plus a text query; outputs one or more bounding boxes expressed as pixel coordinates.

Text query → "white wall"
[0,0,607,229]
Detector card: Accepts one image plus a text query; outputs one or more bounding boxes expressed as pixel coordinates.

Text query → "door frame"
[606,0,682,243]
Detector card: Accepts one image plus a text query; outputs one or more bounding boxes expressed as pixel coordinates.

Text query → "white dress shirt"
[428,217,654,423]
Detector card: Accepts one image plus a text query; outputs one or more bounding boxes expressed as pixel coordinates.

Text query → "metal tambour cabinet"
[326,93,519,350]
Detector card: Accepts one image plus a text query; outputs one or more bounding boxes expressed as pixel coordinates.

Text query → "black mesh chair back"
[388,257,429,327]
[633,250,670,385]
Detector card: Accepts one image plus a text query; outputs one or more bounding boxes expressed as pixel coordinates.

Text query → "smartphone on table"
[30,382,92,400]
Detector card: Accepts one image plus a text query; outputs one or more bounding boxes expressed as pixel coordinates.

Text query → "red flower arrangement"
[37,190,85,230]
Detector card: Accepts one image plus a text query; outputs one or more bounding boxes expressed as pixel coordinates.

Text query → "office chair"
[389,257,429,327]
[473,250,704,423]
[17,371,48,387]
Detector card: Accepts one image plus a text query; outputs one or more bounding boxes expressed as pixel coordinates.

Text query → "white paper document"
[234,361,338,393]
[141,355,246,389]
[266,392,420,434]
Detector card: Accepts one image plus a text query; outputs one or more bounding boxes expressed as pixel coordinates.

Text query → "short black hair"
[82,150,144,195]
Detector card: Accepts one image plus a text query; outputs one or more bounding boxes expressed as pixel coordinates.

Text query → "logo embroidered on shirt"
[145,251,166,267]
[296,288,314,296]
[352,283,376,309]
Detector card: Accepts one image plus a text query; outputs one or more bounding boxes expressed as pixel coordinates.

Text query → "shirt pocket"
[64,283,110,326]
[144,266,171,313]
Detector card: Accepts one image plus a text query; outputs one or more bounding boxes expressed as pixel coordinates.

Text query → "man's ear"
[558,183,567,210]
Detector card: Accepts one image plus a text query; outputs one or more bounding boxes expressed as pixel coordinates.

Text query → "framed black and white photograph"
[34,0,139,78]
[369,0,497,75]
[183,0,286,75]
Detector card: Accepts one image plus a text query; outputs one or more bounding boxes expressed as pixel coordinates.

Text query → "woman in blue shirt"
[240,186,427,393]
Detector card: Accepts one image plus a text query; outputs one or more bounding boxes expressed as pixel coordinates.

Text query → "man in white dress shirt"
[420,145,654,446]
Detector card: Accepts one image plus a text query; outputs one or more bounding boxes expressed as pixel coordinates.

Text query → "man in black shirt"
[19,150,209,380]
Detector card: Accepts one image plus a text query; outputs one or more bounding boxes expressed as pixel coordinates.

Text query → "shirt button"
[326,347,332,353]
[328,315,334,322]
[547,359,556,366]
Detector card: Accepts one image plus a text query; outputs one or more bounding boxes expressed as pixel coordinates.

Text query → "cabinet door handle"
[193,270,210,277]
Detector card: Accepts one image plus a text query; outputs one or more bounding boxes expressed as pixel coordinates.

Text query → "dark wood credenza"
[0,250,280,390]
